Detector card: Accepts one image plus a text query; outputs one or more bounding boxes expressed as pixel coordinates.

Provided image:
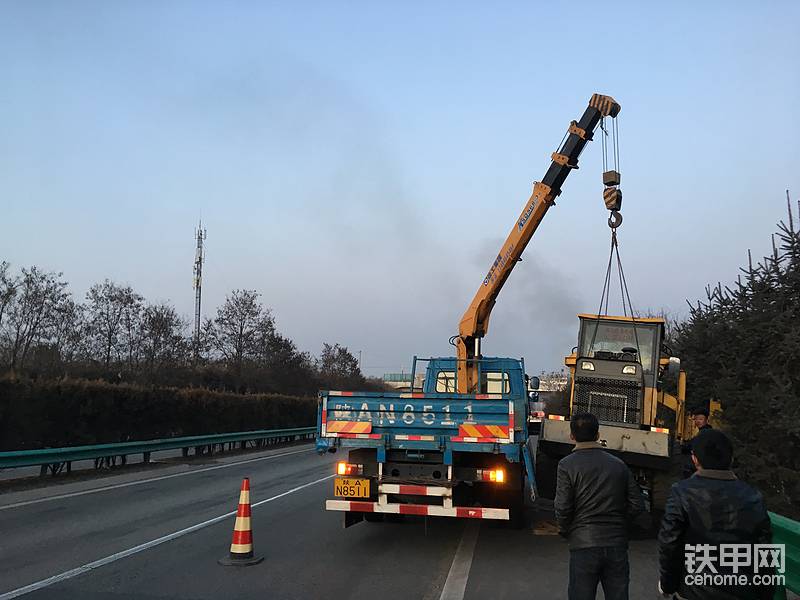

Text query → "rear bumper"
[326,479,512,520]
[326,500,509,520]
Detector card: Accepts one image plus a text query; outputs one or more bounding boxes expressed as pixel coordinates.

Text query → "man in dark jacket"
[658,429,774,599]
[555,413,645,600]
[682,407,714,478]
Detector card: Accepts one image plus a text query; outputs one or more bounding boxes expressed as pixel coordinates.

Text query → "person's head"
[691,407,710,429]
[691,429,733,470]
[570,413,599,443]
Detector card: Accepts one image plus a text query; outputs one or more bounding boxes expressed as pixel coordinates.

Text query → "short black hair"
[571,413,599,442]
[692,429,733,470]
[691,407,710,418]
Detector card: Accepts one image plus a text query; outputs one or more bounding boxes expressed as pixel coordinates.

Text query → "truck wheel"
[503,465,526,529]
[507,486,525,530]
[535,451,559,500]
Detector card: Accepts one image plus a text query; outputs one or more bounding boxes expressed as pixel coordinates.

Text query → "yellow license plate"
[334,477,370,498]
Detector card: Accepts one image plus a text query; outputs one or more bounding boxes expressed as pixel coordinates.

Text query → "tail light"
[336,462,364,476]
[476,468,505,483]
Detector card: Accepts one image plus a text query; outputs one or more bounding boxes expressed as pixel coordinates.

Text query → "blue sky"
[2,1,798,376]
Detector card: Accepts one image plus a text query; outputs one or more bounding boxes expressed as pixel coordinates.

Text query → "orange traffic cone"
[218,477,264,566]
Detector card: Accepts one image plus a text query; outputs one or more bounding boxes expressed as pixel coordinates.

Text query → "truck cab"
[421,356,527,396]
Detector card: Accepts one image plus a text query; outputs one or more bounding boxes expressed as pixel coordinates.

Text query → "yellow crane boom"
[456,94,622,393]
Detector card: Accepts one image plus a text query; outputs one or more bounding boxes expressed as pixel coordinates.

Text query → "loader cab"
[570,315,663,427]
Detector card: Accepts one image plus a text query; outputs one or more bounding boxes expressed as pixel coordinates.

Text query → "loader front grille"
[573,377,642,425]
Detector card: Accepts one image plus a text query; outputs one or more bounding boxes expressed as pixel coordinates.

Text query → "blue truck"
[316,356,537,527]
[315,94,623,527]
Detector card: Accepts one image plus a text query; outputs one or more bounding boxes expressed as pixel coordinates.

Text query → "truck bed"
[315,390,523,459]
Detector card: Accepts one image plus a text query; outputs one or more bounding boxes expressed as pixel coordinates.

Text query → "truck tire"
[499,464,526,529]
[535,451,559,500]
[506,484,525,530]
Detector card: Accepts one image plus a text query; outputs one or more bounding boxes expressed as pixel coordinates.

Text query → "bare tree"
[0,262,18,365]
[205,289,275,372]
[139,302,189,369]
[50,298,87,365]
[120,292,143,368]
[4,266,69,370]
[85,280,143,367]
[0,261,17,332]
[319,342,362,388]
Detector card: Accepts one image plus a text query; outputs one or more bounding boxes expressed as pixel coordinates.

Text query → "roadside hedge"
[0,377,317,451]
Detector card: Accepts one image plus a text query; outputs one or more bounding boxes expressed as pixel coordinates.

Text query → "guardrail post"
[143,452,151,464]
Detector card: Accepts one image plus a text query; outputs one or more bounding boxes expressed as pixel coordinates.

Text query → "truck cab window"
[481,372,510,394]
[436,371,456,392]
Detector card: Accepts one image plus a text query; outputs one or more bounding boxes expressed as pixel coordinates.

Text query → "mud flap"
[344,510,364,528]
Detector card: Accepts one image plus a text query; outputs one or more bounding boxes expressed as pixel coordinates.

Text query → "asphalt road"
[0,443,664,599]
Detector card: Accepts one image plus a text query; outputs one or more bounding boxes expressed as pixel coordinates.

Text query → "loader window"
[436,371,456,392]
[579,321,658,376]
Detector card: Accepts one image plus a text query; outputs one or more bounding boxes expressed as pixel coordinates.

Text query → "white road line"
[0,473,335,600]
[439,521,480,600]
[0,447,314,511]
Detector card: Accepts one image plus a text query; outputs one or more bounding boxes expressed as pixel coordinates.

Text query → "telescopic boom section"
[455,94,621,393]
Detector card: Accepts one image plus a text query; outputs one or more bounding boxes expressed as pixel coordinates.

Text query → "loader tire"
[650,471,676,514]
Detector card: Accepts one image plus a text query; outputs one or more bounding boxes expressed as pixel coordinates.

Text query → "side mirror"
[529,376,540,391]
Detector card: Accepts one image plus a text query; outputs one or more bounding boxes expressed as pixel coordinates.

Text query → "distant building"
[535,371,569,392]
[383,372,425,391]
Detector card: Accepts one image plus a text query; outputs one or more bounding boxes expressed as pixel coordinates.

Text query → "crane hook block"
[603,187,622,211]
[603,170,621,187]
[608,210,623,229]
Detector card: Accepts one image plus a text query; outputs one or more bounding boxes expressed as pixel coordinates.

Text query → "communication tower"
[193,222,207,357]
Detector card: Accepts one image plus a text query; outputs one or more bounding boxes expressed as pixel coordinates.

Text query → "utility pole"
[193,222,207,360]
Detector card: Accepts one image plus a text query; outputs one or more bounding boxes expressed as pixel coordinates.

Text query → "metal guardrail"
[770,511,800,598]
[0,427,316,475]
